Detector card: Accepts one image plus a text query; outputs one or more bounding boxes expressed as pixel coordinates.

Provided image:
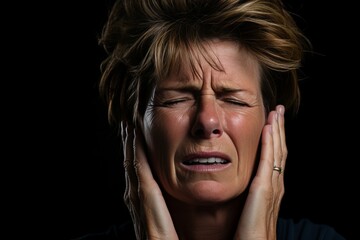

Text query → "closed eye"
[161,98,194,107]
[221,98,250,107]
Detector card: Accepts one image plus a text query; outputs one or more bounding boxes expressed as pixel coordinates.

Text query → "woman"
[77,0,345,239]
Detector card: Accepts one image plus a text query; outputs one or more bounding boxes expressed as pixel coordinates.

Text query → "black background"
[9,0,357,239]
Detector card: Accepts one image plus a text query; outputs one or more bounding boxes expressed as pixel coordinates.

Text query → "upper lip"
[182,151,231,163]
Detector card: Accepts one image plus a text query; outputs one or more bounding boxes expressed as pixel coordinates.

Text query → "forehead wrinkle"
[174,42,224,83]
[161,40,260,93]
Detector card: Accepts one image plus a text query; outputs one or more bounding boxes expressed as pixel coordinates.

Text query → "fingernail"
[277,105,285,115]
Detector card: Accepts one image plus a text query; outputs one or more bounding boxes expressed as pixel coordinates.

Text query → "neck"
[165,194,245,240]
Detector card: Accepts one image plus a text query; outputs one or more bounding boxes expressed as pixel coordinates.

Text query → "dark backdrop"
[14,1,356,239]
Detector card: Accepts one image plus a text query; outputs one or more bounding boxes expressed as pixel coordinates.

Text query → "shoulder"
[277,218,346,240]
[73,218,345,240]
[72,221,135,240]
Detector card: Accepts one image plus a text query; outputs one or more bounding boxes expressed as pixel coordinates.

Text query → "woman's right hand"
[121,122,178,240]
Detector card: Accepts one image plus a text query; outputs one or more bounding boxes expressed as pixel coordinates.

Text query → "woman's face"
[142,40,266,204]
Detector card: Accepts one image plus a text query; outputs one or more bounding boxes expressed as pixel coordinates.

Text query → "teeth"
[186,157,227,165]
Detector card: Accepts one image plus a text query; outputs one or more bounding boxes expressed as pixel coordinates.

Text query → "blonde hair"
[98,0,311,127]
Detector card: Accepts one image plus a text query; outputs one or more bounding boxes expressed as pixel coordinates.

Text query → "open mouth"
[183,157,230,165]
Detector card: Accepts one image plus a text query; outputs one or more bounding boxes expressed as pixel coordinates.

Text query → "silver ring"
[273,166,283,174]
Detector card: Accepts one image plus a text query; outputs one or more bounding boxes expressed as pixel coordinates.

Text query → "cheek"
[226,109,265,172]
[144,109,189,151]
[230,115,264,146]
[143,108,190,179]
[226,107,265,136]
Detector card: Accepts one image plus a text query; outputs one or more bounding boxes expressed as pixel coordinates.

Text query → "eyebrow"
[157,86,251,95]
[217,87,247,93]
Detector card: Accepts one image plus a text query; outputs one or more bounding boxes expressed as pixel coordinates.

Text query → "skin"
[123,40,287,240]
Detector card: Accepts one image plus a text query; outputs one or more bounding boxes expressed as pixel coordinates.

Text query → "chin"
[183,180,242,204]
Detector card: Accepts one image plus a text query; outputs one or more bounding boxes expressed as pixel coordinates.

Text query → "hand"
[235,105,287,240]
[121,122,178,240]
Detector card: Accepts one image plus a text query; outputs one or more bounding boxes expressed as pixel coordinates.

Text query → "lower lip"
[180,163,231,172]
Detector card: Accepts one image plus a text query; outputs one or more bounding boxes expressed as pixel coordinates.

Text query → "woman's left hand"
[235,105,287,240]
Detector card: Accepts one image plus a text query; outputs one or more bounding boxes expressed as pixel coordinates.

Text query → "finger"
[255,123,274,181]
[123,123,136,184]
[134,129,157,188]
[121,121,125,145]
[122,123,139,212]
[276,105,287,170]
[270,110,283,178]
[272,106,286,208]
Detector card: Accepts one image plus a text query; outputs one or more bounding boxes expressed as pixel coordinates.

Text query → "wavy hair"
[98,0,311,127]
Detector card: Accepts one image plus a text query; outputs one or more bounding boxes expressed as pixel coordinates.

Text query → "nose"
[191,95,223,139]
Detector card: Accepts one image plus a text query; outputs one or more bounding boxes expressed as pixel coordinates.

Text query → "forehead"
[159,40,261,89]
